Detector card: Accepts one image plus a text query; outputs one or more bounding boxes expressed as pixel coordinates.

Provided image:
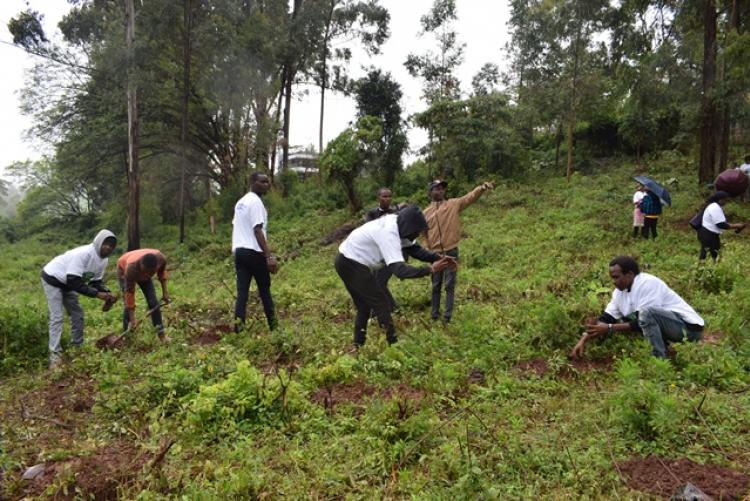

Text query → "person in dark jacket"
[363,187,397,223]
[41,229,118,368]
[697,191,746,260]
[640,189,662,239]
[335,204,456,348]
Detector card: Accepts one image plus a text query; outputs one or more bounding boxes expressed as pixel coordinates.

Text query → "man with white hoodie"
[41,229,117,368]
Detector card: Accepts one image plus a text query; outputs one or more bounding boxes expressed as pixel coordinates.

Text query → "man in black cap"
[423,179,493,323]
[335,204,456,348]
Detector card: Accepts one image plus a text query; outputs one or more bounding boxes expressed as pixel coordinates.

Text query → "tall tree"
[404,0,465,104]
[125,0,140,250]
[353,68,407,186]
[699,0,718,183]
[314,0,389,154]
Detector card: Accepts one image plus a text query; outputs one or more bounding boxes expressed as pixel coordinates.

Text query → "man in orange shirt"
[117,249,170,339]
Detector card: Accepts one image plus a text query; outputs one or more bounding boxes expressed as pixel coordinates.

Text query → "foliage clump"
[184,360,309,440]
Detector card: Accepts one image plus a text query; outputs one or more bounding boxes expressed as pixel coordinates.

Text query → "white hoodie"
[43,229,116,289]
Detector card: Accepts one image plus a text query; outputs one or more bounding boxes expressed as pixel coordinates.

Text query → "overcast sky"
[0,0,512,179]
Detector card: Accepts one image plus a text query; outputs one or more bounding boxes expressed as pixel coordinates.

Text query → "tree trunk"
[698,0,718,184]
[318,1,335,155]
[281,0,303,176]
[179,0,192,244]
[566,24,582,181]
[125,0,140,251]
[554,122,562,170]
[269,78,284,183]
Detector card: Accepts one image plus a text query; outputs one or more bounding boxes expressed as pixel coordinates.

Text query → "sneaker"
[48,356,63,370]
[158,331,171,343]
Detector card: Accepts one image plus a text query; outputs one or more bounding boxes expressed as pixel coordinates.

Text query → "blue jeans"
[120,278,164,333]
[431,248,459,321]
[638,307,702,358]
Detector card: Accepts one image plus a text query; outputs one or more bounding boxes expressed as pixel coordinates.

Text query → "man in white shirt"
[738,155,750,174]
[232,172,277,331]
[41,229,118,368]
[570,256,703,359]
[335,204,456,348]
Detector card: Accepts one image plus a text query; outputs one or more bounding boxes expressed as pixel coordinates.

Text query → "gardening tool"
[95,300,170,350]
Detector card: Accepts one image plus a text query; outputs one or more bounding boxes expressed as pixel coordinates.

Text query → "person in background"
[118,249,170,339]
[335,204,456,349]
[363,187,397,223]
[632,182,645,238]
[570,256,703,359]
[697,191,746,261]
[738,155,750,174]
[41,229,117,368]
[232,172,278,332]
[639,188,662,239]
[423,179,494,323]
[364,188,402,312]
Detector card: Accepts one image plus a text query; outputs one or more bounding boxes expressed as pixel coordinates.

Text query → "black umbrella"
[634,175,672,206]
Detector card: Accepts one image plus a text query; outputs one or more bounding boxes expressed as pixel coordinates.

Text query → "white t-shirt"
[232,191,268,252]
[604,272,704,326]
[702,202,726,234]
[43,244,108,284]
[339,215,405,270]
[633,191,645,205]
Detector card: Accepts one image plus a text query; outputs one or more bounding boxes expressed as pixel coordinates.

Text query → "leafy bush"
[184,360,309,440]
[0,304,48,376]
[608,358,686,445]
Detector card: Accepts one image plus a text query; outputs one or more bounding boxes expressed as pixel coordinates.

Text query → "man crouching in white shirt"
[570,256,704,359]
[335,204,456,349]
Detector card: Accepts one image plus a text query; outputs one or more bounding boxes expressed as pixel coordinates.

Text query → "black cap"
[428,179,448,192]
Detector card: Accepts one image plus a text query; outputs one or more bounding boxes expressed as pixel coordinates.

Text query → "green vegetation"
[2,159,750,498]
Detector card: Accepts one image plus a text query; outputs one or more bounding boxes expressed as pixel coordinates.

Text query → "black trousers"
[374,267,398,312]
[120,278,163,332]
[642,217,658,239]
[698,227,721,260]
[235,248,276,330]
[335,253,396,346]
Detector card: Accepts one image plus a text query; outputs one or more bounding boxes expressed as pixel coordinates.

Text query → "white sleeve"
[247,200,265,228]
[604,294,623,320]
[377,234,406,266]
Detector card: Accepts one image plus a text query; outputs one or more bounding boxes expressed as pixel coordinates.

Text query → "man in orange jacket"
[117,249,170,339]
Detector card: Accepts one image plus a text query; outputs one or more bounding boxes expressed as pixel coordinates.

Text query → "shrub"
[184,360,309,440]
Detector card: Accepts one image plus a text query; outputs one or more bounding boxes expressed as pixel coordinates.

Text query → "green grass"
[2,158,750,499]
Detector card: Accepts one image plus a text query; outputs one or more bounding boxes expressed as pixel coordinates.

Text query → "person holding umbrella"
[634,176,671,240]
[697,191,746,260]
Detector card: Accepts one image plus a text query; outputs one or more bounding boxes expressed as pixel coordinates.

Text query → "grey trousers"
[638,307,702,358]
[42,279,84,361]
[431,248,459,321]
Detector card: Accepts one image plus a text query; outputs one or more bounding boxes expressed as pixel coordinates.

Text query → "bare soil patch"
[514,358,549,377]
[20,440,149,500]
[193,322,232,345]
[311,381,425,413]
[560,355,615,377]
[467,367,486,385]
[618,456,749,500]
[701,330,724,345]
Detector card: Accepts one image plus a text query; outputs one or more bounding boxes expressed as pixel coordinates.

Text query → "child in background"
[632,183,645,238]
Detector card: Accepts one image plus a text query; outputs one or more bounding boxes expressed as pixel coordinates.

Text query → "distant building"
[279,146,319,179]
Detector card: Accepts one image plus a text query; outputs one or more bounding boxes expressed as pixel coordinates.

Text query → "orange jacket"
[117,249,167,310]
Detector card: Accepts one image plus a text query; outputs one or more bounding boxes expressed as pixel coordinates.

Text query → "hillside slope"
[2,161,750,499]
